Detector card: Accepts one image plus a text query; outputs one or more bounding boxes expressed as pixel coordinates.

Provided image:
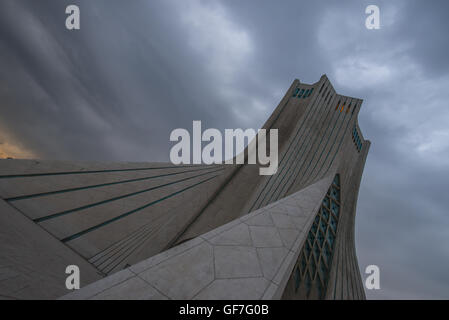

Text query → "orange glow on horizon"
[0,126,36,159]
[0,141,36,159]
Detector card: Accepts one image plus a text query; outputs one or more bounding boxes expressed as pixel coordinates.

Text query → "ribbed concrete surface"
[0,160,231,283]
[61,175,333,300]
[0,75,370,299]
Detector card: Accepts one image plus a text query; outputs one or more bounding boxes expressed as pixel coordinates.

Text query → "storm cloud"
[1,0,448,299]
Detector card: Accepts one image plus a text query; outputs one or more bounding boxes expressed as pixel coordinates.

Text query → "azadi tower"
[0,75,370,300]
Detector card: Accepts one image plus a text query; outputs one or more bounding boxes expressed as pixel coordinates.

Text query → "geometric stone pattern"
[61,174,334,300]
[282,174,341,299]
[1,74,371,299]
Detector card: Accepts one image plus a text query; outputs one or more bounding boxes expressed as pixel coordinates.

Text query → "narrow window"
[293,87,299,97]
[346,103,351,114]
[335,100,341,111]
[295,267,301,292]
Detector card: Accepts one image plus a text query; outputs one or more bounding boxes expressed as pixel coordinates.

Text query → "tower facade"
[0,75,370,299]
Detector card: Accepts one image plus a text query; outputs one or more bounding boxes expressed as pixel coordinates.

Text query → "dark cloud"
[1,0,448,298]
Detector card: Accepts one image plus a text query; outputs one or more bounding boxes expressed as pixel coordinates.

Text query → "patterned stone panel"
[61,174,334,300]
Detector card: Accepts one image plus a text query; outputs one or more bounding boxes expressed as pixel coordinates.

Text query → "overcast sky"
[1,0,448,299]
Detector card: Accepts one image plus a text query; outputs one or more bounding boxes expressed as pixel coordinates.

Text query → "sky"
[1,0,448,299]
